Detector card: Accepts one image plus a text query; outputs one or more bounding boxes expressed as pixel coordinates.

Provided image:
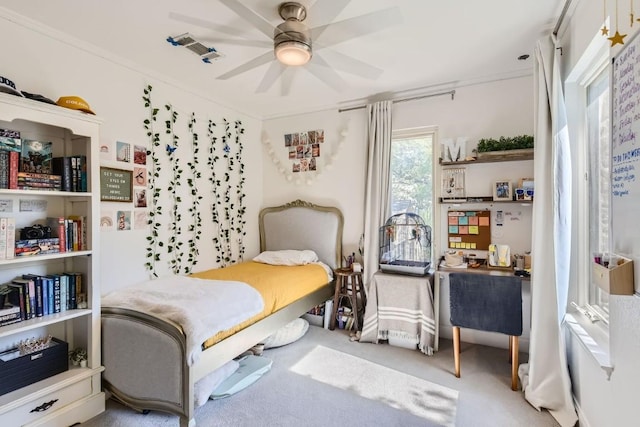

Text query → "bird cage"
[379,213,432,276]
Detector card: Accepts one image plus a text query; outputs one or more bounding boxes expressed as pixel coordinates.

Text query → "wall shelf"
[440,150,534,165]
[439,196,532,205]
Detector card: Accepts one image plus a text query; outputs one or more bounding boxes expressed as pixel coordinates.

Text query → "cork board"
[447,210,491,250]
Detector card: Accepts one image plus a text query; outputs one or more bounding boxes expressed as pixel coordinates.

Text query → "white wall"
[561,2,640,426]
[0,11,263,294]
[262,76,535,348]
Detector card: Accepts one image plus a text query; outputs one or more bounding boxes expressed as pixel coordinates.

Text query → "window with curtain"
[586,66,610,321]
[389,128,435,228]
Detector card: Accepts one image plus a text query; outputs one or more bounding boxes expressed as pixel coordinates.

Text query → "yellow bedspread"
[190,261,330,348]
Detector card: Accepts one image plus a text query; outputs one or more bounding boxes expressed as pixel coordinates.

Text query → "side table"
[329,268,366,331]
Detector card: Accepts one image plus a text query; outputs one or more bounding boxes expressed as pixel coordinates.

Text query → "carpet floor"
[81,325,561,427]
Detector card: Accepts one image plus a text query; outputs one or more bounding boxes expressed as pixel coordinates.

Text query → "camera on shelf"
[20,224,52,240]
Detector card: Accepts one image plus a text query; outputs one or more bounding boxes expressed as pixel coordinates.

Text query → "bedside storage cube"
[593,257,634,295]
[0,337,69,396]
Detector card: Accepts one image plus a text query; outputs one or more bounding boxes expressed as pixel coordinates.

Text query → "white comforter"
[102,275,264,365]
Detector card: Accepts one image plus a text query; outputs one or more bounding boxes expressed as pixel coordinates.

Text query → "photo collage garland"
[284,129,324,173]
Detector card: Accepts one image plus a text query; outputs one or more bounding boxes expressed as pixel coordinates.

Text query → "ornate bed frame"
[101,200,343,427]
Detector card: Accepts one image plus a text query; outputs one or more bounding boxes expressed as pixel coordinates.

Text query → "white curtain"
[518,35,577,427]
[363,100,393,287]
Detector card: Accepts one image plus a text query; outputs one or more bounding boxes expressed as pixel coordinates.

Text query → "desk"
[360,271,436,355]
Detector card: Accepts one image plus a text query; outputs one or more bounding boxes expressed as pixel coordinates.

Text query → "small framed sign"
[100,167,133,202]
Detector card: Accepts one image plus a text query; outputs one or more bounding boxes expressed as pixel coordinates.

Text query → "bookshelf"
[0,93,104,425]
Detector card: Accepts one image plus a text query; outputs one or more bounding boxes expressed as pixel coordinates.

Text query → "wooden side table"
[329,268,366,331]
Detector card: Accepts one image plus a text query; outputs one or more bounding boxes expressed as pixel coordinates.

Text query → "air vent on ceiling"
[167,33,223,63]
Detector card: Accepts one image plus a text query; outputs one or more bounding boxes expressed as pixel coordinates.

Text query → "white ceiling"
[1,0,562,119]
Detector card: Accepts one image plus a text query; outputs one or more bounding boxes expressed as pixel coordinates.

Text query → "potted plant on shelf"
[474,135,534,160]
[69,347,88,367]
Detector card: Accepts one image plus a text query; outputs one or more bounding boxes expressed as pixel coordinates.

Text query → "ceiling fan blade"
[311,7,403,47]
[256,61,285,93]
[306,54,347,92]
[217,51,274,80]
[280,68,295,96]
[169,12,249,38]
[199,37,271,49]
[314,49,383,80]
[219,0,280,39]
[307,0,352,38]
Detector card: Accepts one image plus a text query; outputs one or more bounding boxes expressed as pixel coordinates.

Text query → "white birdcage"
[379,213,432,276]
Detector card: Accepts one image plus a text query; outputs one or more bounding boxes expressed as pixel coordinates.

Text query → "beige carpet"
[291,345,457,426]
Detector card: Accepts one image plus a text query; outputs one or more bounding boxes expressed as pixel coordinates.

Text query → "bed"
[100,200,343,427]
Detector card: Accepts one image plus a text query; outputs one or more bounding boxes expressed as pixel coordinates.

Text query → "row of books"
[52,155,88,192]
[0,127,87,192]
[0,272,85,326]
[0,216,87,260]
[46,216,87,252]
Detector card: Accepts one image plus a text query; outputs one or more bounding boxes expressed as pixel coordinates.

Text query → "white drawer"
[1,377,92,426]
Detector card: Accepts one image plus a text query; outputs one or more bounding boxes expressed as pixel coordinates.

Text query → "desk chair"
[449,273,522,390]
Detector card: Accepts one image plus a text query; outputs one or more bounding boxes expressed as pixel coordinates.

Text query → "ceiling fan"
[169,0,402,95]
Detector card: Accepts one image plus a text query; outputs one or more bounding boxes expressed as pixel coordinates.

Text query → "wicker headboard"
[259,200,344,270]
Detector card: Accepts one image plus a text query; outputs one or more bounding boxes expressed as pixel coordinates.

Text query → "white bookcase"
[0,93,104,425]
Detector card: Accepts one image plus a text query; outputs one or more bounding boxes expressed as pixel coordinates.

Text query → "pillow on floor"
[193,359,239,407]
[262,318,309,349]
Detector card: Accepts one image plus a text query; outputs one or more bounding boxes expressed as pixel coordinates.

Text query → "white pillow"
[193,359,239,407]
[262,318,309,349]
[253,249,318,266]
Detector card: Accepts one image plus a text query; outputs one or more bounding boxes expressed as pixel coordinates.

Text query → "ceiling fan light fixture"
[275,41,311,66]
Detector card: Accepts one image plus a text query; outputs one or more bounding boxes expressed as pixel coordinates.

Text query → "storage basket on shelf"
[379,213,432,276]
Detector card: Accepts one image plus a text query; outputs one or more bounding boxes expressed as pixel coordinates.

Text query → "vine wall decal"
[142,85,162,277]
[140,85,246,277]
[185,113,202,274]
[165,104,184,275]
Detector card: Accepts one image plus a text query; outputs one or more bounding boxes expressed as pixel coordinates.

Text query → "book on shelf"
[7,281,27,320]
[0,128,21,152]
[59,274,68,312]
[0,306,21,326]
[63,272,83,310]
[48,274,61,314]
[17,171,62,191]
[46,216,67,253]
[0,150,20,190]
[10,278,35,320]
[15,238,60,256]
[7,151,18,190]
[76,155,87,192]
[20,139,53,175]
[0,128,20,190]
[68,215,86,251]
[51,156,72,192]
[0,151,8,189]
[0,218,6,260]
[23,274,45,317]
[5,217,15,259]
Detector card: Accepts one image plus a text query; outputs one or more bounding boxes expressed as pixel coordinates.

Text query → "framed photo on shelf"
[493,180,513,201]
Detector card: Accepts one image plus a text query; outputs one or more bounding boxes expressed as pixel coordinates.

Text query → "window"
[586,67,610,320]
[389,128,435,229]
[566,27,611,326]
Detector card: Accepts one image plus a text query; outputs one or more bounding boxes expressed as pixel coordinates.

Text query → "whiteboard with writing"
[611,34,640,293]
